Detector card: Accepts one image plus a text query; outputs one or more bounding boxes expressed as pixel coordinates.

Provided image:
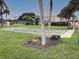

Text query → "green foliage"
[18,13,36,20]
[0,0,10,28]
[18,13,36,25]
[0,0,9,16]
[58,0,79,19]
[35,16,40,25]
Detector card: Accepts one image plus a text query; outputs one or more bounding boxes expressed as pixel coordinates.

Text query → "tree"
[0,0,9,27]
[57,8,74,28]
[57,0,79,29]
[38,0,46,46]
[18,13,36,25]
[48,0,53,30]
[35,16,40,25]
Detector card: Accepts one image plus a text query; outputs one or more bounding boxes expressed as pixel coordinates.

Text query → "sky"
[4,0,73,19]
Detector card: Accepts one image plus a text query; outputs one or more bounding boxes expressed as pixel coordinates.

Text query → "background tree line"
[18,13,40,25]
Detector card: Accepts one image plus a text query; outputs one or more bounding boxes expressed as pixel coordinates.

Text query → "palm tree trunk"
[38,0,46,46]
[0,15,3,28]
[0,5,3,28]
[68,19,71,28]
[73,17,77,30]
[0,0,9,28]
[60,17,63,22]
[48,0,53,30]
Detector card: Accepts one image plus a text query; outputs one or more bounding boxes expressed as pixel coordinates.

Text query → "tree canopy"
[58,0,79,19]
[18,13,36,25]
[18,13,36,21]
[0,0,9,17]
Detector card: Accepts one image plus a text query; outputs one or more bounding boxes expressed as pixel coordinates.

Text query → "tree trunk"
[0,5,3,28]
[0,15,3,28]
[72,17,75,29]
[48,0,53,30]
[68,19,71,28]
[38,0,46,46]
[60,17,63,22]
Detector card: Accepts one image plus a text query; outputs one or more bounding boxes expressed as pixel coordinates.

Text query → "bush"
[51,22,68,26]
[50,35,61,40]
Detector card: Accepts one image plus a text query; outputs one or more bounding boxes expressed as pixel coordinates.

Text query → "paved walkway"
[0,27,74,38]
[61,30,74,38]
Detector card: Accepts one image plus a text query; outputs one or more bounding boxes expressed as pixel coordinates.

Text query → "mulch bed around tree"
[23,35,63,49]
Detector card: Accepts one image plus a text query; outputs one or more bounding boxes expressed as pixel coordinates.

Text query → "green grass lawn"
[2,24,68,30]
[0,30,79,59]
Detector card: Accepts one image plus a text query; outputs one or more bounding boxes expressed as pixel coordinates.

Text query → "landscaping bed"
[23,35,63,49]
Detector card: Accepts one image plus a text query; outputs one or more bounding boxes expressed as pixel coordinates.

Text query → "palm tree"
[48,0,53,30]
[0,0,9,27]
[38,0,46,46]
[58,0,79,29]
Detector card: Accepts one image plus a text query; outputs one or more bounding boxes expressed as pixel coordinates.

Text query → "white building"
[44,16,67,22]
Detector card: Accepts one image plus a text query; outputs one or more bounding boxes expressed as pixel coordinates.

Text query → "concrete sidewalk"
[61,30,74,38]
[0,27,74,38]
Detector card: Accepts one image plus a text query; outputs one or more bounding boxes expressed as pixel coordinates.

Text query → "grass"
[1,24,68,30]
[0,29,79,59]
